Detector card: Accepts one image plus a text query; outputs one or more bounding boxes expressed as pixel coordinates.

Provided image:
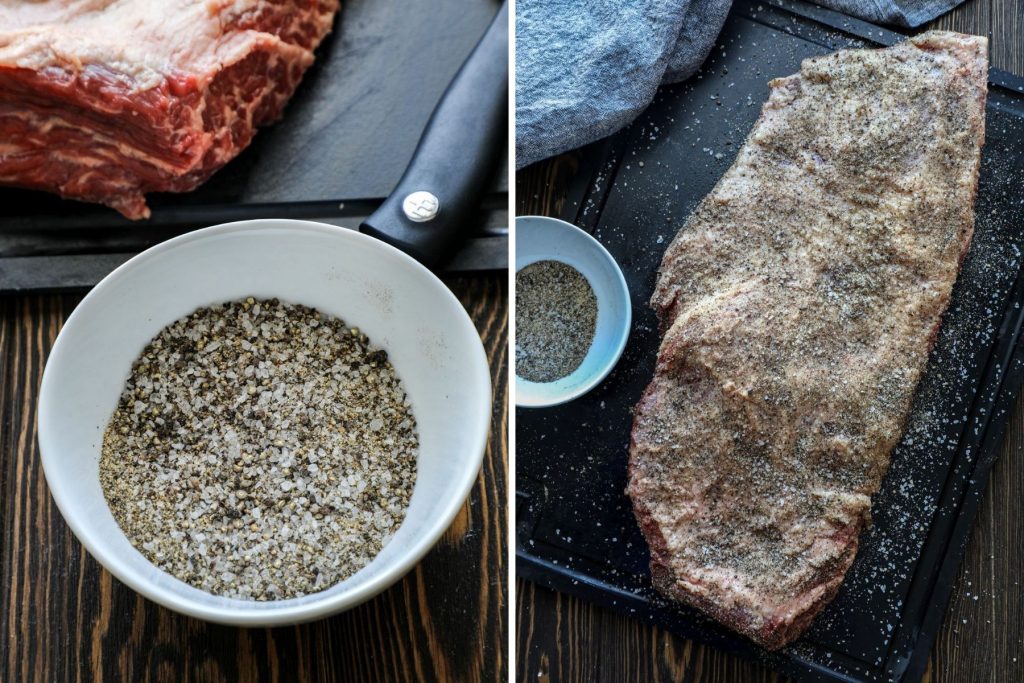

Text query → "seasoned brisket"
[627,32,988,650]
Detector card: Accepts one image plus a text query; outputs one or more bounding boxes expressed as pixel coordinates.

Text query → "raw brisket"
[0,0,340,219]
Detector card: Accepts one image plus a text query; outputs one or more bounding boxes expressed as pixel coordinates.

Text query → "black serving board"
[516,1,1024,681]
[0,0,508,290]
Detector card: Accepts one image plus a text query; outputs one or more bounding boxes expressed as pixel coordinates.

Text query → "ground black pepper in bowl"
[516,260,598,382]
[99,298,418,601]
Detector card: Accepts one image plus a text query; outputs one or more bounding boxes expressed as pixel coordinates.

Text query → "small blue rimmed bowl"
[515,216,632,408]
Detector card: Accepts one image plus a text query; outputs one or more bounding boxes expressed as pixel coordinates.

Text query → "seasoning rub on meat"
[627,32,988,650]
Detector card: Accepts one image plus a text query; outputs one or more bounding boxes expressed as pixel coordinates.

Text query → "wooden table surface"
[515,1,1024,681]
[0,274,508,682]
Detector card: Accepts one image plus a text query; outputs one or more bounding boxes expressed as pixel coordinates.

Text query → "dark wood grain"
[0,275,507,683]
[515,1,1023,679]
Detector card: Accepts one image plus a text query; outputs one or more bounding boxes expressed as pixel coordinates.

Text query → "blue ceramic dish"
[515,216,632,408]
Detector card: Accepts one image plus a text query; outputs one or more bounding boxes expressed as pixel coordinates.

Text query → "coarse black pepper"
[516,260,598,383]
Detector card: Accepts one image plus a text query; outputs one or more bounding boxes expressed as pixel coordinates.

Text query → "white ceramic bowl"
[515,216,631,407]
[37,219,491,626]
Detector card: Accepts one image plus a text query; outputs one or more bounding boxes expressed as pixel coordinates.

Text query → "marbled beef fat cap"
[0,0,340,219]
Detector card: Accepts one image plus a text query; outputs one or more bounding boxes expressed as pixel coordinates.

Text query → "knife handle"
[360,0,508,269]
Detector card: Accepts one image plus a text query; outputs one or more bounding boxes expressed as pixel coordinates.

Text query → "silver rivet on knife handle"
[402,191,440,222]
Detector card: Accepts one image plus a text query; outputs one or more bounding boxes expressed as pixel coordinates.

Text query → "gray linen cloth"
[516,0,969,169]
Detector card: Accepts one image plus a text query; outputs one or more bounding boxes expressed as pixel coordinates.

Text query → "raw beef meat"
[0,0,340,219]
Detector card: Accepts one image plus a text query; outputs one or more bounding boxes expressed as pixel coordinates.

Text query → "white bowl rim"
[37,218,492,625]
[514,215,632,408]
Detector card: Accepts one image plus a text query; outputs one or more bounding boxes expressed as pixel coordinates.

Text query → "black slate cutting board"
[516,1,1024,681]
[0,0,508,289]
